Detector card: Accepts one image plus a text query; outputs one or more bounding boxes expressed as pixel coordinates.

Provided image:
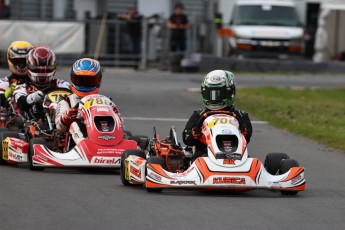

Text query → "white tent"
[313,0,345,62]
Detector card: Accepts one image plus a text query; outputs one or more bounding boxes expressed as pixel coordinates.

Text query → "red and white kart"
[0,93,143,171]
[29,94,143,171]
[122,111,306,195]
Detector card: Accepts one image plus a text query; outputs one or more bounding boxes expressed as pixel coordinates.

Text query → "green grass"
[236,87,345,152]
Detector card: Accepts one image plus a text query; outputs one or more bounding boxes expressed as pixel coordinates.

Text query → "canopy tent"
[313,0,345,62]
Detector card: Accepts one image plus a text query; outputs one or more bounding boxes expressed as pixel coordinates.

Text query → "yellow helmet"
[7,41,32,76]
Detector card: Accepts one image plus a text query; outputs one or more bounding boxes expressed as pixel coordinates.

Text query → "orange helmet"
[70,58,102,97]
[7,41,32,76]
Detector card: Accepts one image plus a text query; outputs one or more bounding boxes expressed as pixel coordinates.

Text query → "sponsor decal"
[92,157,120,165]
[171,167,194,178]
[9,152,23,161]
[14,142,25,147]
[130,166,141,178]
[148,172,162,182]
[225,153,242,160]
[98,135,115,141]
[291,175,302,184]
[213,177,246,185]
[221,129,232,134]
[97,107,109,112]
[223,159,235,165]
[36,154,48,161]
[272,181,281,186]
[170,180,197,185]
[96,148,120,154]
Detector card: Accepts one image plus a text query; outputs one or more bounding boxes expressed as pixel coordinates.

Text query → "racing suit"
[0,74,28,107]
[55,94,119,146]
[183,107,253,159]
[13,79,70,119]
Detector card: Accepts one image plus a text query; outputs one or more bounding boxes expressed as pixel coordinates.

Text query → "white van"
[228,0,305,58]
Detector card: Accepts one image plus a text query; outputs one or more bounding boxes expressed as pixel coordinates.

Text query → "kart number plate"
[47,90,72,103]
[2,137,9,160]
[83,98,110,110]
[208,117,236,128]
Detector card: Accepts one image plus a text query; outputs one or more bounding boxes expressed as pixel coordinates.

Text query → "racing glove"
[4,83,16,99]
[26,91,44,105]
[192,127,202,139]
[61,108,78,125]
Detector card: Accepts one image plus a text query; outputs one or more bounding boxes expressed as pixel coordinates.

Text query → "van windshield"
[234,5,301,27]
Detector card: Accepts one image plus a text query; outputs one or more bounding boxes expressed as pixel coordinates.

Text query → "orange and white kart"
[122,111,306,195]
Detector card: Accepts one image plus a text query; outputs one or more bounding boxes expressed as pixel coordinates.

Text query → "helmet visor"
[10,57,27,69]
[71,74,102,88]
[202,87,228,101]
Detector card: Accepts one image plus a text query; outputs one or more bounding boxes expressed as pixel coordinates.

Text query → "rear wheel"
[264,153,290,175]
[279,159,300,196]
[146,156,166,193]
[0,131,20,165]
[120,149,146,186]
[29,138,46,171]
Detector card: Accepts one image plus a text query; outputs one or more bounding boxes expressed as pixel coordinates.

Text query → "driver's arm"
[13,85,44,111]
[234,110,253,143]
[182,111,202,146]
[55,99,71,132]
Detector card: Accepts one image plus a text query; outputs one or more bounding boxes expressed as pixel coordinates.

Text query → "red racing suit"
[55,94,119,146]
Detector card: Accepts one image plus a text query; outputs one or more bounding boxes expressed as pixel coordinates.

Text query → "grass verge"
[237,87,345,152]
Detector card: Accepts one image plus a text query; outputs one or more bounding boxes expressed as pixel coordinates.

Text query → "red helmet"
[27,46,56,87]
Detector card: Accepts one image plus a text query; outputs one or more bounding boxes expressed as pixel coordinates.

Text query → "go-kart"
[29,94,142,171]
[124,111,306,195]
[0,88,73,166]
[120,126,191,186]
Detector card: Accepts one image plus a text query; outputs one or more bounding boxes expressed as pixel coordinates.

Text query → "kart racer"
[13,46,70,119]
[55,58,119,146]
[0,41,32,106]
[182,70,252,159]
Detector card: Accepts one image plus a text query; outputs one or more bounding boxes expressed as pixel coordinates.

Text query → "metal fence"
[54,15,212,70]
[0,16,216,70]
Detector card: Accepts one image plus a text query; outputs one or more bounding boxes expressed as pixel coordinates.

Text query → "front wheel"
[120,149,146,186]
[28,138,46,171]
[146,156,166,193]
[279,159,300,196]
[264,153,290,175]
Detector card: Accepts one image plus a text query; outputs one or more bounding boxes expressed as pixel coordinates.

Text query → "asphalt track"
[1,68,345,230]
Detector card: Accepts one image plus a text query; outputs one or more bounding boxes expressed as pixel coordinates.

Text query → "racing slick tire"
[29,138,47,171]
[146,157,166,193]
[0,131,19,165]
[121,149,146,186]
[128,135,149,150]
[123,130,133,138]
[264,153,290,175]
[279,159,300,195]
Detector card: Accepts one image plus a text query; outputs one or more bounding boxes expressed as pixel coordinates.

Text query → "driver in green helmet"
[182,70,252,159]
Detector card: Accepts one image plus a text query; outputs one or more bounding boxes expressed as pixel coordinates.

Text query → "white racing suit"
[55,94,119,146]
[13,79,70,116]
[0,74,27,107]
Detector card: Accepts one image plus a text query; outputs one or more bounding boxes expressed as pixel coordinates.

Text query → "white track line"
[123,117,268,124]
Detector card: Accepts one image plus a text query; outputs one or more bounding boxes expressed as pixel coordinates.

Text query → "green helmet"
[201,70,236,110]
